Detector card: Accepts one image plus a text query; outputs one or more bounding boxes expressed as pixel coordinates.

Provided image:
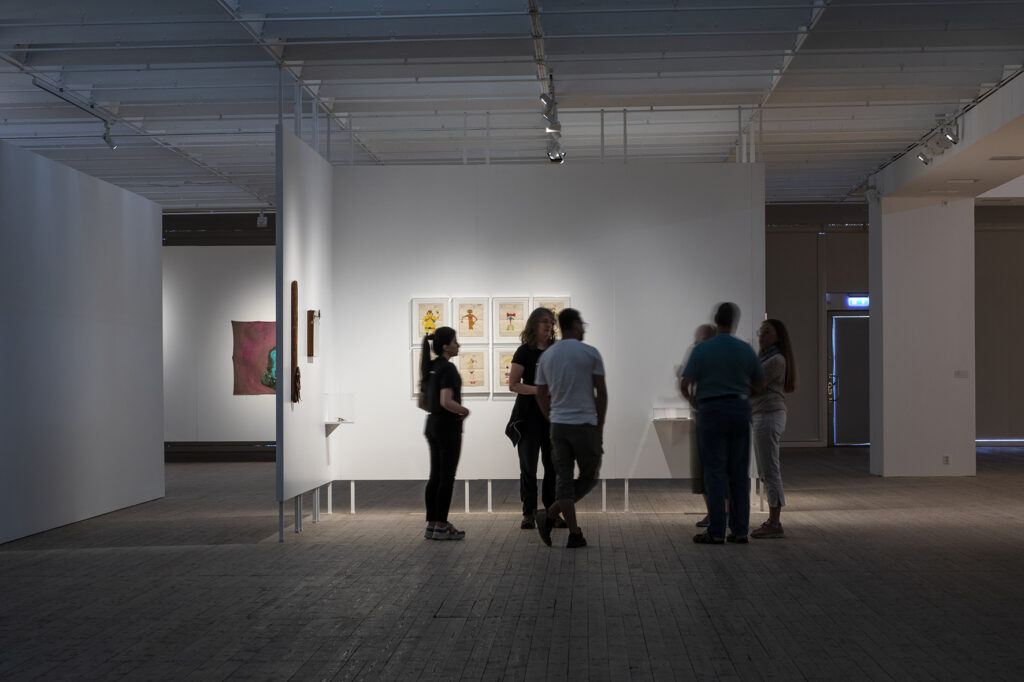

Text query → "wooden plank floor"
[2,448,1023,680]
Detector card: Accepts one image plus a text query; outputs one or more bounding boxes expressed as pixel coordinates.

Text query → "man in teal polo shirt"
[680,303,765,544]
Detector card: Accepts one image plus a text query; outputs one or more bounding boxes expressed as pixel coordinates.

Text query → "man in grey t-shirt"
[535,308,608,549]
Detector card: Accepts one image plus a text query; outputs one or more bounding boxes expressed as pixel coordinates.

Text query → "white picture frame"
[457,347,490,395]
[531,296,572,339]
[492,296,529,343]
[411,298,450,345]
[411,345,433,398]
[493,346,518,395]
[453,296,489,344]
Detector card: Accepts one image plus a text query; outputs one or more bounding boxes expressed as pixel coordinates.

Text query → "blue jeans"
[697,398,751,539]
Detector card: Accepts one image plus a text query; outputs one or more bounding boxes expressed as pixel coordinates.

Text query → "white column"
[869,196,975,476]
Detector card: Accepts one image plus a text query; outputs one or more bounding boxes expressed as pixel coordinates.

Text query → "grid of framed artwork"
[410,295,570,398]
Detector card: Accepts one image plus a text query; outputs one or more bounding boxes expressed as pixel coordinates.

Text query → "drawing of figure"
[505,311,517,331]
[461,308,478,330]
[422,309,439,335]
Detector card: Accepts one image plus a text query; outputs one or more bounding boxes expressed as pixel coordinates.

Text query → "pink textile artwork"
[232,321,277,395]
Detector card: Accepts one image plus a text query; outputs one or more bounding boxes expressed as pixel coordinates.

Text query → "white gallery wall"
[163,246,276,441]
[330,163,765,480]
[0,140,164,544]
[869,197,976,476]
[277,129,337,500]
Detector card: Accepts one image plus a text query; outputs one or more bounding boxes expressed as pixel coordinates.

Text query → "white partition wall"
[277,128,337,500]
[869,197,976,476]
[163,246,276,441]
[330,163,765,481]
[0,141,164,544]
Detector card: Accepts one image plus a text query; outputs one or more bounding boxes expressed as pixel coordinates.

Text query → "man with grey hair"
[535,308,607,549]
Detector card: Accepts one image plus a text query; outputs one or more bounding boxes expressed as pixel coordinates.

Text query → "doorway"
[828,313,870,446]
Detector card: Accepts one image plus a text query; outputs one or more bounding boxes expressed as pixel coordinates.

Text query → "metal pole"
[624,479,630,512]
[277,66,284,129]
[326,111,332,163]
[487,480,492,513]
[350,480,355,514]
[464,481,470,513]
[312,98,319,153]
[327,482,333,514]
[294,496,301,533]
[622,108,628,164]
[313,488,320,523]
[601,480,607,512]
[736,106,742,163]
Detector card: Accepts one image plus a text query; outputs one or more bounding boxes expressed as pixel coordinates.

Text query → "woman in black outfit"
[419,326,470,540]
[507,307,560,530]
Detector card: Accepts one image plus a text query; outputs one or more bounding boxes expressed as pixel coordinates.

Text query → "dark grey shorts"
[549,422,603,502]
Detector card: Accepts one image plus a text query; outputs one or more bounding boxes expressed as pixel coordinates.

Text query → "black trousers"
[425,415,462,523]
[517,419,556,515]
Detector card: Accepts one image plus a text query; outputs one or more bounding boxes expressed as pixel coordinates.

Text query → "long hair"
[520,307,556,348]
[420,326,457,389]
[764,318,797,393]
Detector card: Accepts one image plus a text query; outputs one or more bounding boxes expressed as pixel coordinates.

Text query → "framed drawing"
[411,346,433,397]
[492,297,529,343]
[411,298,450,345]
[532,296,572,339]
[458,348,490,394]
[453,297,489,343]
[493,347,517,394]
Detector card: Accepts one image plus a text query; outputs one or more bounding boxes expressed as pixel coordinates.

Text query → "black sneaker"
[693,531,725,545]
[566,530,587,548]
[536,509,552,547]
[520,515,536,530]
[695,515,710,528]
[726,534,749,544]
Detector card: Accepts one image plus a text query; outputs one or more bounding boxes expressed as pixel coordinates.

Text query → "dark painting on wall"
[232,321,277,395]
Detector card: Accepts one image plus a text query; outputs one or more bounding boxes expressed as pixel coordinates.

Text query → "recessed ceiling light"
[989,155,1024,161]
[928,189,960,195]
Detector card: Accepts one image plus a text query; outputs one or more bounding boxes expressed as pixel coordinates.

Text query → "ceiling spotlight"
[102,122,117,150]
[539,93,553,107]
[545,121,562,133]
[256,210,268,228]
[547,138,566,163]
[944,127,959,144]
[917,150,931,165]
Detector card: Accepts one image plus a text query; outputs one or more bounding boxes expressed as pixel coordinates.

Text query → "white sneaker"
[431,523,465,540]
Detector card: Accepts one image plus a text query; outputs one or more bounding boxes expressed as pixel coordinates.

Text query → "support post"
[327,482,333,514]
[312,98,320,152]
[313,488,320,523]
[624,479,630,512]
[350,480,355,514]
[294,496,301,533]
[487,480,493,513]
[622,108,628,163]
[464,480,470,513]
[601,479,607,512]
